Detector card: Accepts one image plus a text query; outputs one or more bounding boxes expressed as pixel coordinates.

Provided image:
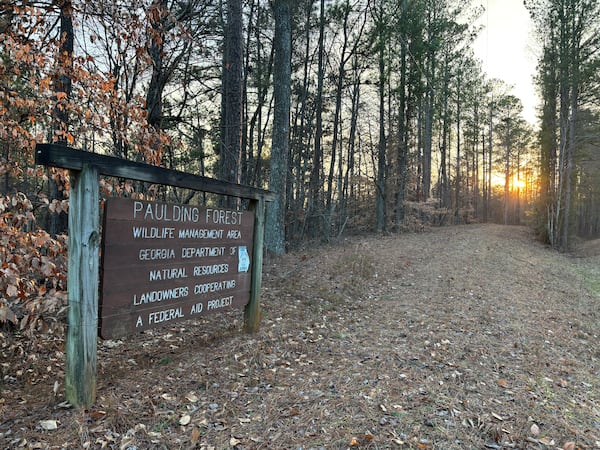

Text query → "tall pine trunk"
[375,32,386,232]
[265,0,291,255]
[307,0,325,237]
[220,0,243,206]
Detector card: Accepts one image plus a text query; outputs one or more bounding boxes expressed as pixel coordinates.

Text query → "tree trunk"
[307,0,325,237]
[538,31,558,241]
[289,0,313,242]
[440,53,450,208]
[343,55,361,223]
[146,0,167,135]
[454,71,461,223]
[220,0,244,205]
[327,2,354,214]
[503,119,511,225]
[487,99,493,222]
[49,0,73,236]
[265,0,291,255]
[422,6,437,202]
[394,35,408,228]
[375,31,386,232]
[561,82,578,250]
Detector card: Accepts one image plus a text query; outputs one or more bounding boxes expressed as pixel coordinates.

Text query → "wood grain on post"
[65,165,100,407]
[244,197,265,333]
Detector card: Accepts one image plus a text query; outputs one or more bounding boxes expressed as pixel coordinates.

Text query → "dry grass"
[1,224,599,449]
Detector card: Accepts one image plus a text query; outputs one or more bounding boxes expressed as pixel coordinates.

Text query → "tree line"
[526,0,600,250]
[0,0,599,255]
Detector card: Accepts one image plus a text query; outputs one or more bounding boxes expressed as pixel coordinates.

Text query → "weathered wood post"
[244,196,266,333]
[65,164,99,407]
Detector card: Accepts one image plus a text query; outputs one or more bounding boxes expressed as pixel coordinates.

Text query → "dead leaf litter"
[1,224,598,449]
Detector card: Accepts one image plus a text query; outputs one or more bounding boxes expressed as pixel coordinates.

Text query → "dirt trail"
[1,224,599,449]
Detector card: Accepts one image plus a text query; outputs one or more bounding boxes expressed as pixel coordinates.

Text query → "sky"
[472,0,540,125]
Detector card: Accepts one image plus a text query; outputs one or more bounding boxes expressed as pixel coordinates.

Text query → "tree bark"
[220,0,244,203]
[307,0,325,236]
[395,31,408,228]
[375,3,387,232]
[454,70,461,222]
[49,0,73,236]
[265,0,292,255]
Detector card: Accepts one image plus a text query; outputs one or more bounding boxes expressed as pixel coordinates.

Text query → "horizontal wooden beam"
[35,144,275,202]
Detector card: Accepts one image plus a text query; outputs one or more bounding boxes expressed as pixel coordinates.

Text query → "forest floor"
[1,223,599,450]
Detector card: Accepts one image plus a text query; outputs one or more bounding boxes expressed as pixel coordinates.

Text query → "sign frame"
[35,143,274,407]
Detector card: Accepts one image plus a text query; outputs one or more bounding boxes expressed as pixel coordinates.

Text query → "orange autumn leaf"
[89,409,107,421]
[34,233,49,247]
[39,77,51,90]
[190,427,200,444]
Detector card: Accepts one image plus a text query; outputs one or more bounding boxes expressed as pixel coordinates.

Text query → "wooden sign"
[100,198,255,338]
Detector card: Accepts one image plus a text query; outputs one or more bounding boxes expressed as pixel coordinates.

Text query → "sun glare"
[490,173,527,190]
[515,178,526,189]
[490,173,505,187]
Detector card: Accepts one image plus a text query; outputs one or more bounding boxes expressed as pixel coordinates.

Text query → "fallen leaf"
[6,284,18,297]
[191,428,201,444]
[185,392,199,403]
[562,442,575,450]
[230,436,242,446]
[282,408,300,417]
[0,304,18,324]
[539,437,554,446]
[179,414,191,426]
[39,419,58,430]
[120,435,135,449]
[530,423,540,437]
[89,409,107,421]
[497,379,508,388]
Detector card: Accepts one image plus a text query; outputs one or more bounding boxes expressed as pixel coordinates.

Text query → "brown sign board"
[100,198,255,339]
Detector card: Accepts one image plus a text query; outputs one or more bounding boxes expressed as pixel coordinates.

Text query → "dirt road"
[1,224,599,449]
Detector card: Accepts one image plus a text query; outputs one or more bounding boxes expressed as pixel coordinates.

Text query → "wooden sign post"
[35,144,274,407]
[65,165,100,406]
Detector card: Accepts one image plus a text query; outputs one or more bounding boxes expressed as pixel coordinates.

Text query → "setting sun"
[514,178,526,189]
[490,173,527,190]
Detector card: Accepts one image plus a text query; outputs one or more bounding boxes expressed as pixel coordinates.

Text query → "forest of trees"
[0,0,599,326]
[525,0,600,250]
